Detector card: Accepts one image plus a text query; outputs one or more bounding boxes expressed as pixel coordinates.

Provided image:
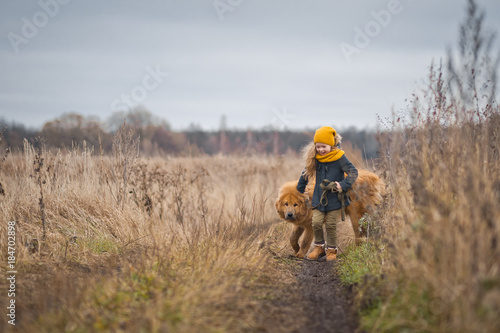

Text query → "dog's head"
[275,181,310,222]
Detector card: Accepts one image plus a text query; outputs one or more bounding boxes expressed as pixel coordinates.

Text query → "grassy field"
[1,100,499,332]
[1,125,370,332]
[0,133,318,332]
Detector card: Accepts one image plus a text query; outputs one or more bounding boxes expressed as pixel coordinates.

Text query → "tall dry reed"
[371,2,500,331]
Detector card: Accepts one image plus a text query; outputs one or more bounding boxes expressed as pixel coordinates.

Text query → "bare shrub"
[103,122,140,209]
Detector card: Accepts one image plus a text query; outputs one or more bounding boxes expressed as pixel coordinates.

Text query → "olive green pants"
[311,209,341,248]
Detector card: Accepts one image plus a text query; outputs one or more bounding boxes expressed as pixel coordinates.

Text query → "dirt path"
[255,255,360,333]
[294,258,359,333]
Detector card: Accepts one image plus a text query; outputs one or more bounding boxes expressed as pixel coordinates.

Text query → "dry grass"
[0,123,367,332]
[366,64,500,332]
[0,130,317,332]
[349,4,500,331]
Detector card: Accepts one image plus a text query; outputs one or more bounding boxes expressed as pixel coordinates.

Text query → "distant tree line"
[0,108,381,159]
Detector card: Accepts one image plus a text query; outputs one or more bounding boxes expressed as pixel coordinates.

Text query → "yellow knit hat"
[313,126,336,146]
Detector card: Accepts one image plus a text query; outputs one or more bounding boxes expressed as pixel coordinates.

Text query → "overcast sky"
[1,0,500,131]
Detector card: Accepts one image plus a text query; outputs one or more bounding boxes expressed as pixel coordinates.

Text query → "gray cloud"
[1,0,499,131]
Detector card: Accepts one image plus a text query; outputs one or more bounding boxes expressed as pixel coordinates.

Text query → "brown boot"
[306,244,325,260]
[326,247,337,261]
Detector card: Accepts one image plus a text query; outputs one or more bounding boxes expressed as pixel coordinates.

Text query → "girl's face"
[315,142,332,156]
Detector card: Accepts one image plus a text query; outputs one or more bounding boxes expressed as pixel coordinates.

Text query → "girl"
[297,126,358,261]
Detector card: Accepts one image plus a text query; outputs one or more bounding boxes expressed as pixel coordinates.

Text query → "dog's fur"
[275,169,385,258]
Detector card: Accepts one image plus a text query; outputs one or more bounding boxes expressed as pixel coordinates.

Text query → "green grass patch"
[336,241,386,286]
[83,236,119,254]
[359,282,438,333]
[336,242,443,332]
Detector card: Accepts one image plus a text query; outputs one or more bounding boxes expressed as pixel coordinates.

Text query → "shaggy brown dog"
[275,170,385,258]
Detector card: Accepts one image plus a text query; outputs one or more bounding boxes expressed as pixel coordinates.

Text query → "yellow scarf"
[315,149,344,163]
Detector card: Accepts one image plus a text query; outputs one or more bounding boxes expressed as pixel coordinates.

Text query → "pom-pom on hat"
[313,126,336,146]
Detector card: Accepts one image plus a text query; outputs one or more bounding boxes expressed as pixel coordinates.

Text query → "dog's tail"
[349,170,386,214]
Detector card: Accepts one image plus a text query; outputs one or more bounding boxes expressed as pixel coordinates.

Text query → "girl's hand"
[335,182,342,192]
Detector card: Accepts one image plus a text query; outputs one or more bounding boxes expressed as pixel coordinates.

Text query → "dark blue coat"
[296,155,358,212]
